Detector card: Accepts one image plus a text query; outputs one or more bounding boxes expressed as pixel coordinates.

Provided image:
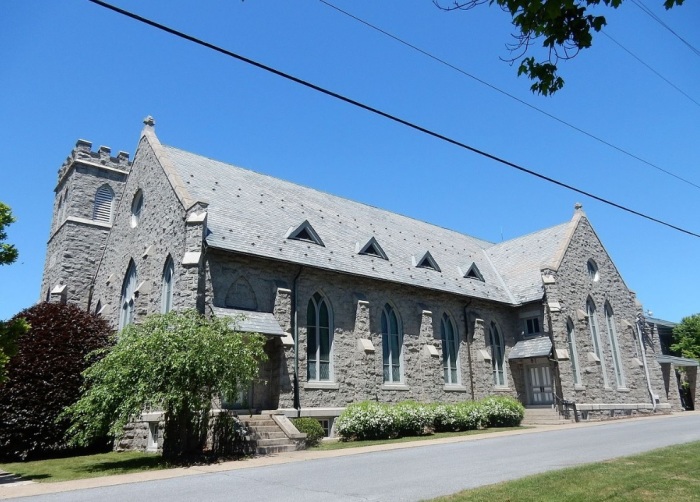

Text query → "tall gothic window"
[441,313,459,385]
[567,318,582,386]
[587,298,609,388]
[605,303,625,388]
[489,322,505,386]
[119,261,138,330]
[93,184,114,223]
[307,292,332,381]
[161,256,175,314]
[382,304,402,383]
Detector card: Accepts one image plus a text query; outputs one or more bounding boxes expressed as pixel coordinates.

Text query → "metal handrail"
[552,393,579,422]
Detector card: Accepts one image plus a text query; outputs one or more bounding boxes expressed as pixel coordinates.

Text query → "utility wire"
[86,0,700,239]
[631,0,700,58]
[602,31,700,108]
[319,0,700,191]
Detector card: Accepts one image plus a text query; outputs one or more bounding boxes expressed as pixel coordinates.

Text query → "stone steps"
[522,406,574,425]
[242,414,300,455]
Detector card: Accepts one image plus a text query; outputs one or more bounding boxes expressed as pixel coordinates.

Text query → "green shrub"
[391,401,433,437]
[0,303,112,461]
[480,396,524,427]
[452,401,485,430]
[336,396,523,442]
[335,401,395,440]
[291,417,325,447]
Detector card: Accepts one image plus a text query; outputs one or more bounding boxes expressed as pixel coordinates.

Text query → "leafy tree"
[0,303,112,461]
[0,202,18,265]
[63,310,267,461]
[435,0,684,95]
[0,318,29,385]
[671,313,700,361]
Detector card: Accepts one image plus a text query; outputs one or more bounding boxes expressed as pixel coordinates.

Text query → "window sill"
[381,383,410,391]
[493,386,511,392]
[443,384,467,392]
[616,387,630,393]
[574,384,586,391]
[304,382,340,390]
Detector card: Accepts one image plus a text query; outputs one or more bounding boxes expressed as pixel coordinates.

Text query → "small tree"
[0,202,19,266]
[671,314,700,361]
[63,310,267,461]
[0,303,112,461]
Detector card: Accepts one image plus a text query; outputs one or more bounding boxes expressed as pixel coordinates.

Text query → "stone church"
[41,118,694,440]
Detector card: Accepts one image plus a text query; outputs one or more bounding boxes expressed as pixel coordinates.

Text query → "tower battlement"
[57,139,130,184]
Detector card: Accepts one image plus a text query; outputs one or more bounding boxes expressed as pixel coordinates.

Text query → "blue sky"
[1,0,698,322]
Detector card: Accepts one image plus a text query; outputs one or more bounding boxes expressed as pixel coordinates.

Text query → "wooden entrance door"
[528,365,554,405]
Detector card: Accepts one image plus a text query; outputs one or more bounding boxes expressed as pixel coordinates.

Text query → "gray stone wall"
[205,251,521,410]
[91,134,195,327]
[40,140,129,308]
[545,215,667,411]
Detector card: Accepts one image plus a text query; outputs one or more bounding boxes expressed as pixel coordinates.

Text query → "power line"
[319,0,700,191]
[86,0,700,239]
[602,31,700,108]
[631,0,700,58]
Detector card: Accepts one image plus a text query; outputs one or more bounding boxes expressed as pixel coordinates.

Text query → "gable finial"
[141,115,156,136]
[574,202,583,212]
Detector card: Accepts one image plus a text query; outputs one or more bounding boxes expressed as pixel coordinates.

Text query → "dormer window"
[463,263,484,282]
[414,251,440,272]
[286,220,324,246]
[524,317,541,336]
[358,237,388,260]
[587,259,599,282]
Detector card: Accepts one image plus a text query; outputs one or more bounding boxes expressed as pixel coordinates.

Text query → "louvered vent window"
[93,185,114,223]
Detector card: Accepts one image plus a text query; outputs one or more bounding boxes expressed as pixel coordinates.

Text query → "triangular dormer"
[358,237,388,260]
[414,251,440,272]
[286,220,324,246]
[463,262,484,282]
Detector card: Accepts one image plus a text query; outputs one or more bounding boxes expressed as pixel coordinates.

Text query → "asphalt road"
[18,414,700,502]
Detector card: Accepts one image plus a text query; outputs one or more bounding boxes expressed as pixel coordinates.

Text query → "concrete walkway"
[1,411,698,500]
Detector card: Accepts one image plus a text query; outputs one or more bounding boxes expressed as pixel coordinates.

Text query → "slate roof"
[211,306,286,336]
[164,145,573,306]
[486,222,574,304]
[508,336,553,360]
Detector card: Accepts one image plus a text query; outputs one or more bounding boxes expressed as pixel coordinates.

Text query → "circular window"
[587,259,599,282]
[131,190,143,228]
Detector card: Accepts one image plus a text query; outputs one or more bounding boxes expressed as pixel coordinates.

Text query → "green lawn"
[431,440,700,502]
[311,427,524,451]
[0,451,168,483]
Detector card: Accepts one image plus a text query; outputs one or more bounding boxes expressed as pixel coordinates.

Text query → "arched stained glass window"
[489,322,505,386]
[161,256,174,313]
[119,261,138,330]
[605,303,625,388]
[567,318,582,386]
[441,313,459,384]
[382,304,402,383]
[307,292,332,381]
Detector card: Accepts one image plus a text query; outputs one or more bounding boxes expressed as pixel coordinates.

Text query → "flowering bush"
[481,396,525,427]
[336,396,523,441]
[335,401,396,440]
[391,401,433,436]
